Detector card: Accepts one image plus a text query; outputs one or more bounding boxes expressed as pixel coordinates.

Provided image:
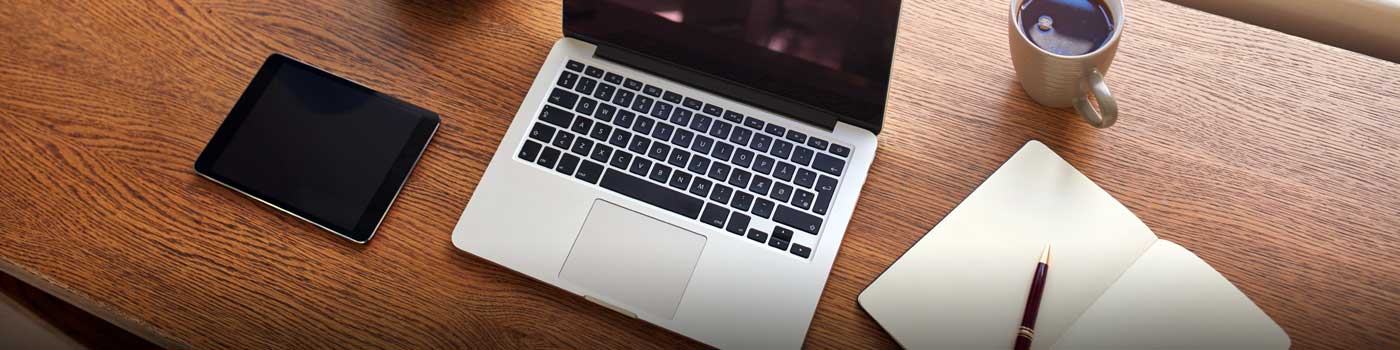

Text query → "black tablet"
[195,54,439,243]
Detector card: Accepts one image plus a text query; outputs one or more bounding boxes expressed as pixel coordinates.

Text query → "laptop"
[451,1,901,347]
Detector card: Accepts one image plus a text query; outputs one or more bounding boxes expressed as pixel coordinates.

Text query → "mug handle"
[1074,69,1118,128]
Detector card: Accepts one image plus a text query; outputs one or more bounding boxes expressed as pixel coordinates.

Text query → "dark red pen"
[1014,244,1051,350]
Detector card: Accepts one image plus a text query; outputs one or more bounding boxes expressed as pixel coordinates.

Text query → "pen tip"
[1039,244,1051,264]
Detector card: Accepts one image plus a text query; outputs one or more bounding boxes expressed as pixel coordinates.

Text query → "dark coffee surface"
[1018,0,1114,55]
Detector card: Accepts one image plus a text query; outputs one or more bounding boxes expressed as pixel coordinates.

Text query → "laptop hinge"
[587,40,842,132]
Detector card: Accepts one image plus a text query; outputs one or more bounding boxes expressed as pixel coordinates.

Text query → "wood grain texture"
[0,0,1396,348]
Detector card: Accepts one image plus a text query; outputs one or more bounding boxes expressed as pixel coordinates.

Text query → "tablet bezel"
[194,53,440,244]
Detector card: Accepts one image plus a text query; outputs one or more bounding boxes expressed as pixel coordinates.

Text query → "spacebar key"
[600,169,703,219]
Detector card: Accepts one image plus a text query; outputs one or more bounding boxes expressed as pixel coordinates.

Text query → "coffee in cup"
[1009,0,1124,128]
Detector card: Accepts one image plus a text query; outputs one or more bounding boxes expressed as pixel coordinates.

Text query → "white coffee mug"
[1009,0,1124,128]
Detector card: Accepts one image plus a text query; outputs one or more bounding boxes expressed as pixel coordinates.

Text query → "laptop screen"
[564,0,901,132]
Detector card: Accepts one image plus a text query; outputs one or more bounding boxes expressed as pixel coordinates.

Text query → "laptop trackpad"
[559,200,706,320]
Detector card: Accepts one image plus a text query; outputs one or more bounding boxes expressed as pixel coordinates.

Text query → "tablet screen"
[196,54,438,242]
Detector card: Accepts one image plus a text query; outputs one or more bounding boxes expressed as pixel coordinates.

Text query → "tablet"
[195,54,439,243]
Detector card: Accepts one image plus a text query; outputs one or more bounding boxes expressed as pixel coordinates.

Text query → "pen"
[1014,244,1051,350]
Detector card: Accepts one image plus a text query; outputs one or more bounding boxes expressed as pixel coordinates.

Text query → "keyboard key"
[642,85,663,97]
[603,72,624,84]
[747,229,767,243]
[686,156,709,174]
[767,235,789,251]
[557,71,579,88]
[649,163,672,183]
[702,103,723,116]
[732,148,754,168]
[785,130,807,144]
[812,153,845,176]
[722,110,744,123]
[770,140,793,160]
[792,189,814,210]
[565,60,585,71]
[728,169,752,188]
[647,142,670,161]
[650,101,672,119]
[764,123,785,137]
[590,143,612,163]
[518,140,543,161]
[667,148,690,168]
[539,105,573,128]
[691,135,714,154]
[548,88,582,108]
[752,198,774,218]
[608,129,631,148]
[773,162,796,182]
[671,129,694,148]
[731,191,754,211]
[529,123,556,143]
[807,137,829,150]
[707,162,731,182]
[627,136,650,154]
[575,160,604,184]
[614,110,636,128]
[700,203,728,228]
[772,226,794,241]
[709,120,732,139]
[771,183,793,203]
[709,184,733,204]
[609,150,632,169]
[727,212,750,235]
[600,169,703,219]
[830,144,851,157]
[668,169,691,190]
[623,78,643,90]
[662,91,683,104]
[795,168,817,188]
[537,147,561,169]
[570,137,593,155]
[557,153,580,175]
[631,96,654,114]
[682,97,703,110]
[792,146,815,166]
[593,83,615,102]
[652,123,675,142]
[584,66,604,78]
[551,131,574,149]
[813,175,837,215]
[743,116,764,130]
[749,176,772,196]
[613,89,635,107]
[729,126,752,146]
[594,104,616,122]
[749,133,773,153]
[689,177,713,197]
[589,122,612,141]
[574,77,597,95]
[752,155,775,175]
[689,114,713,133]
[712,142,734,162]
[629,157,652,176]
[790,243,811,258]
[669,108,692,126]
[632,115,655,135]
[570,115,593,134]
[775,205,822,234]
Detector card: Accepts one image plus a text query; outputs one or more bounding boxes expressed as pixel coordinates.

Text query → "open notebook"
[859,141,1288,349]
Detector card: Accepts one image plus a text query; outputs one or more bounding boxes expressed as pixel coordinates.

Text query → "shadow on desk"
[0,272,157,349]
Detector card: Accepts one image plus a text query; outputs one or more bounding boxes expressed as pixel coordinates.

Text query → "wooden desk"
[2,0,1396,348]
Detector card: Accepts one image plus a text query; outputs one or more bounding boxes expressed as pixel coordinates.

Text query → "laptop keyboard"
[516,60,853,259]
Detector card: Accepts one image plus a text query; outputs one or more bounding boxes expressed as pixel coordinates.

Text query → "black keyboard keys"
[570,115,592,134]
[667,148,690,168]
[709,121,732,139]
[812,153,845,176]
[752,198,774,218]
[627,136,650,154]
[551,131,573,149]
[764,123,785,137]
[795,168,817,188]
[711,142,734,162]
[830,144,851,157]
[557,71,578,88]
[691,135,714,154]
[689,177,713,197]
[773,162,796,182]
[632,115,655,135]
[589,122,612,141]
[687,156,709,174]
[790,244,811,258]
[649,163,672,182]
[682,97,703,110]
[726,212,750,235]
[792,146,814,166]
[610,150,632,169]
[752,155,775,175]
[767,233,789,251]
[565,60,584,72]
[629,157,652,176]
[732,148,754,168]
[668,169,691,190]
[662,91,683,104]
[747,229,767,243]
[519,140,543,161]
[771,183,793,203]
[792,189,814,210]
[749,176,772,196]
[707,163,731,182]
[603,72,624,84]
[614,110,636,129]
[669,108,692,126]
[771,140,794,160]
[785,130,807,144]
[537,147,561,168]
[749,133,773,153]
[529,123,556,143]
[729,126,752,146]
[574,77,597,95]
[549,88,579,109]
[599,169,702,219]
[623,78,643,90]
[557,153,580,175]
[710,184,733,204]
[650,101,672,119]
[728,169,751,188]
[642,84,663,97]
[702,103,723,116]
[609,129,631,148]
[584,66,604,78]
[575,160,604,184]
[632,96,654,114]
[775,205,822,234]
[689,115,713,133]
[570,137,592,156]
[743,116,764,130]
[647,142,670,161]
[731,191,754,211]
[672,129,694,148]
[590,143,612,163]
[539,105,573,128]
[593,83,615,102]
[722,111,744,123]
[813,175,837,215]
[700,203,728,228]
[613,89,635,107]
